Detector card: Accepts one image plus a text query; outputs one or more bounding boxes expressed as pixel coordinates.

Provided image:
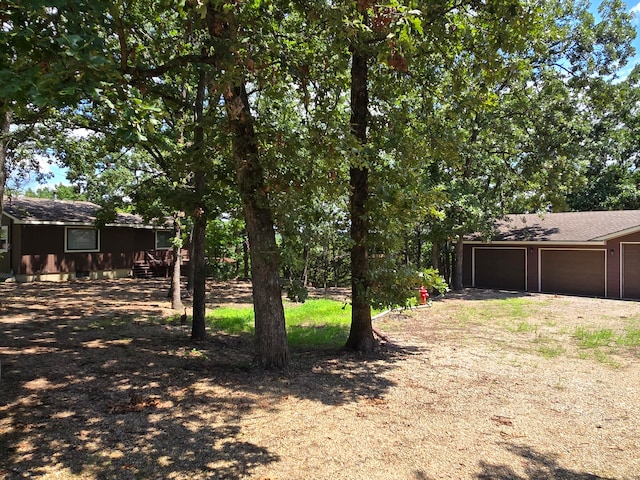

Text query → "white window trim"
[155,230,173,250]
[65,227,100,253]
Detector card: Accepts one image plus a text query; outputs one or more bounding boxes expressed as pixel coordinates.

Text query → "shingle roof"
[2,197,151,227]
[485,210,640,243]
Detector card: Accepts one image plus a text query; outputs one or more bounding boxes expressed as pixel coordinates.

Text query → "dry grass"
[1,280,639,479]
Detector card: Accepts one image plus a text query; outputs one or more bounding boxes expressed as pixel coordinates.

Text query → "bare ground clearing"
[1,279,639,479]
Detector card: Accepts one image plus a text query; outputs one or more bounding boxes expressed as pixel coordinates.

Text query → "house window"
[155,230,173,250]
[65,227,100,252]
[0,226,8,252]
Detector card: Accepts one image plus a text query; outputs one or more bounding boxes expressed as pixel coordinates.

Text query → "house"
[1,196,177,282]
[463,210,640,299]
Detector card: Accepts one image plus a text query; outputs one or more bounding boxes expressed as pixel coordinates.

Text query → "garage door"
[540,249,605,297]
[622,244,640,299]
[473,248,526,291]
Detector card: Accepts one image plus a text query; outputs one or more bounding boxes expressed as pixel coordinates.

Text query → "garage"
[540,249,606,297]
[622,243,640,299]
[473,247,526,291]
[463,210,640,299]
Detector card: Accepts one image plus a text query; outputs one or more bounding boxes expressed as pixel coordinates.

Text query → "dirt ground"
[1,279,639,480]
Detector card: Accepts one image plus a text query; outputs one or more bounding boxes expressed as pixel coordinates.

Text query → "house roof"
[470,210,640,244]
[2,197,163,228]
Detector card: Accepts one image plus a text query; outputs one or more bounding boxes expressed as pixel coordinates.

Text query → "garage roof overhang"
[465,210,640,245]
[464,240,608,246]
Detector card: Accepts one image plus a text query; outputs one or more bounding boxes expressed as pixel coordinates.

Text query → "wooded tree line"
[1,0,638,368]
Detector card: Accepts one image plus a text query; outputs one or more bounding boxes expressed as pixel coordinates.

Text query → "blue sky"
[23,1,640,193]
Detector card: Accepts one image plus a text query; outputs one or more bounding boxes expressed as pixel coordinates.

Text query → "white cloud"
[69,128,95,139]
[13,154,70,192]
[631,2,640,24]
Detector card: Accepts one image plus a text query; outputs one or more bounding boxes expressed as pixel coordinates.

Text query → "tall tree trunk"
[403,234,410,266]
[415,225,423,269]
[302,244,310,287]
[191,207,207,340]
[190,69,207,341]
[204,1,287,367]
[225,83,289,369]
[345,48,376,353]
[186,224,194,295]
[170,215,184,310]
[0,105,11,212]
[453,234,464,291]
[431,240,440,272]
[242,234,250,280]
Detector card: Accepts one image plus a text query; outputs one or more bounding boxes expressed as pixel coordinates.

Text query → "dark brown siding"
[540,249,605,297]
[21,225,63,254]
[19,225,61,274]
[473,248,526,291]
[12,224,22,274]
[16,225,160,275]
[463,244,473,286]
[622,243,640,299]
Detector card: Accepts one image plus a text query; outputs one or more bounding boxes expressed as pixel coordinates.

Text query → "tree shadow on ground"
[0,319,280,478]
[477,444,614,480]
[0,279,421,478]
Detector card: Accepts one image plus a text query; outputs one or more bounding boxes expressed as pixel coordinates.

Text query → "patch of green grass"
[572,326,632,367]
[286,324,350,347]
[617,326,640,347]
[572,320,640,351]
[508,320,537,333]
[457,297,534,325]
[537,344,566,358]
[205,307,254,334]
[575,327,614,348]
[592,349,621,368]
[206,299,358,347]
[498,298,530,319]
[285,299,353,347]
[532,335,565,359]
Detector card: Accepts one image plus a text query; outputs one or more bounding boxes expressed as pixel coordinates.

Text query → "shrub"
[286,278,309,303]
[370,263,448,310]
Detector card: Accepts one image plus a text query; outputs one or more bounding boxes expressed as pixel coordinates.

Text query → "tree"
[1,1,113,209]
[4,0,292,363]
[42,1,237,339]
[330,0,429,352]
[333,0,546,347]
[415,0,637,289]
[34,104,196,312]
[0,107,9,204]
[566,68,640,211]
[107,0,315,363]
[345,8,374,351]
[24,184,86,201]
[169,213,185,311]
[7,0,636,368]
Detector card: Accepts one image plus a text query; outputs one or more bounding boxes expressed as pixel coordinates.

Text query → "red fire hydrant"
[419,285,429,305]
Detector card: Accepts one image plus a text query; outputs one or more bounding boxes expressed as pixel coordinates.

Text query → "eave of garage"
[465,210,640,245]
[463,240,607,246]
